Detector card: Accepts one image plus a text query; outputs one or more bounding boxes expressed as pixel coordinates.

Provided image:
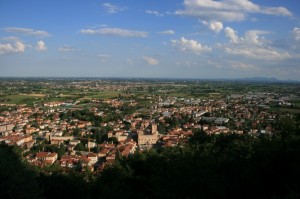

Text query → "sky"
[0,0,300,80]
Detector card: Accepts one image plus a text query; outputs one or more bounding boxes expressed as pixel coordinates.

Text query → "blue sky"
[1,0,300,80]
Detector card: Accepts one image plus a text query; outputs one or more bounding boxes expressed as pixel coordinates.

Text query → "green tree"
[57,143,67,158]
[0,142,41,198]
[74,143,85,151]
[73,128,81,137]
[275,115,296,149]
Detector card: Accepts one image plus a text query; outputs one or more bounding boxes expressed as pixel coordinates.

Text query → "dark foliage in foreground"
[1,132,300,199]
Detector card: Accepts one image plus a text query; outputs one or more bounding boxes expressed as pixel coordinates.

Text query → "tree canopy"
[1,132,300,199]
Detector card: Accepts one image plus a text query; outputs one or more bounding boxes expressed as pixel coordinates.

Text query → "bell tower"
[151,123,157,134]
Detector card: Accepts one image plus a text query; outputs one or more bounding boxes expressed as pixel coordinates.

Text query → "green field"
[294,103,300,109]
[271,107,300,114]
[279,108,300,114]
[0,90,122,105]
[79,91,121,100]
[0,94,44,105]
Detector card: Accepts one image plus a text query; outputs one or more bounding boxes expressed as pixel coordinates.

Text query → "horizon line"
[0,76,298,82]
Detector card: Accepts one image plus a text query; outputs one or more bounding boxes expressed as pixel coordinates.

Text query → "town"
[1,78,300,198]
[1,78,299,174]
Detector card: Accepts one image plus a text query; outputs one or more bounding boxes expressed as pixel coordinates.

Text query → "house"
[86,141,96,149]
[60,155,78,168]
[214,117,229,125]
[35,152,50,161]
[98,148,110,158]
[35,152,58,165]
[45,153,58,164]
[0,135,26,146]
[118,140,137,157]
[79,156,92,167]
[87,153,98,164]
[69,139,81,146]
[25,127,37,135]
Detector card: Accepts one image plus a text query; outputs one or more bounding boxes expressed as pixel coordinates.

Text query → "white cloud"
[171,37,211,54]
[225,46,291,61]
[203,20,223,33]
[58,45,78,52]
[4,27,50,37]
[0,40,25,54]
[243,30,269,45]
[229,61,258,71]
[1,36,20,41]
[35,40,47,51]
[175,0,292,22]
[15,41,25,52]
[159,30,175,35]
[262,7,292,16]
[224,27,269,45]
[223,26,291,61]
[80,28,148,38]
[224,27,239,44]
[97,54,111,62]
[143,56,159,65]
[102,3,126,13]
[145,10,163,17]
[293,27,300,41]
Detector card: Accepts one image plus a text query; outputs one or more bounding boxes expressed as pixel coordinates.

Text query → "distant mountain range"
[228,77,299,83]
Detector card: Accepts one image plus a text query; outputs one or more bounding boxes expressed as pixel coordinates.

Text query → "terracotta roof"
[88,153,97,157]
[36,152,50,158]
[47,153,57,157]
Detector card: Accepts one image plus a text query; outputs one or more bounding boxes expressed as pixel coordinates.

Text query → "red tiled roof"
[36,152,49,158]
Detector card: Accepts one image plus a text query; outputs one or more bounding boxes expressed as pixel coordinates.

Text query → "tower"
[151,123,157,134]
[45,132,52,144]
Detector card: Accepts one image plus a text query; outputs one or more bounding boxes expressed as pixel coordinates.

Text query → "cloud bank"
[80,28,148,38]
